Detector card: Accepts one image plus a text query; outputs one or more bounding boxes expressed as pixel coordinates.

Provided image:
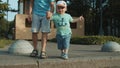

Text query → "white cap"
[56,1,67,7]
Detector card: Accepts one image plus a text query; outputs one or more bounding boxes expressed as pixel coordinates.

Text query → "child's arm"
[72,16,84,23]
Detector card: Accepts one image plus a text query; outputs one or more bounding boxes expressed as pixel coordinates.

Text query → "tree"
[0,0,9,38]
[0,0,9,19]
[103,0,120,37]
[0,18,8,38]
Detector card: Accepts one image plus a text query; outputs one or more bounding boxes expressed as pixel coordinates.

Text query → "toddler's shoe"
[61,53,68,60]
[61,52,64,57]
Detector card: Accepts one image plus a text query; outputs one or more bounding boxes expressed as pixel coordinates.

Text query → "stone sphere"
[8,40,33,55]
[101,41,120,52]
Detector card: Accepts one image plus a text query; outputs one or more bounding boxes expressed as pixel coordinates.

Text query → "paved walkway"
[0,41,120,68]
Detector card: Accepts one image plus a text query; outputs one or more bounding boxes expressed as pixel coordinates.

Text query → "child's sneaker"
[61,52,64,57]
[61,53,68,60]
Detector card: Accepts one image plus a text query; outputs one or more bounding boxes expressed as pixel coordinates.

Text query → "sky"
[2,0,18,21]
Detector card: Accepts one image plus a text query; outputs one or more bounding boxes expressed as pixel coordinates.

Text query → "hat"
[56,1,67,7]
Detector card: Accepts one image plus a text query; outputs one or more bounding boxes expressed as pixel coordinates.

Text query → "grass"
[0,39,14,48]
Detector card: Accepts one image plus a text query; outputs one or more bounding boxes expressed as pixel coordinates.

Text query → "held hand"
[79,16,84,21]
[46,11,52,20]
[27,15,32,22]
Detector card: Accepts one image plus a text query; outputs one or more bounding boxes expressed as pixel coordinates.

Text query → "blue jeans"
[56,34,71,50]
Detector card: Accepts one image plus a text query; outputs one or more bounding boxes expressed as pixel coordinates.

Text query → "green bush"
[0,18,8,38]
[50,36,120,45]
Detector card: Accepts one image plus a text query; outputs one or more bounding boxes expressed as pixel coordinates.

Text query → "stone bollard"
[8,40,33,55]
[101,41,120,52]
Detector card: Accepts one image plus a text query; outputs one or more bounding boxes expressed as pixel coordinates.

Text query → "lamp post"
[99,0,104,35]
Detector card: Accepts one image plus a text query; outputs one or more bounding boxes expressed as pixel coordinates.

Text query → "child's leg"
[62,34,71,59]
[64,49,68,54]
[63,34,71,54]
[61,49,64,53]
[56,35,64,56]
[61,49,69,60]
[61,49,64,56]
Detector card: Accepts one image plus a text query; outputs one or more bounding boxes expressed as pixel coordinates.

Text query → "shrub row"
[50,36,120,45]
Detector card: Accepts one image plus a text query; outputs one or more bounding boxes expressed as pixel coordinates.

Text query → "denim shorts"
[31,14,50,33]
[56,34,71,50]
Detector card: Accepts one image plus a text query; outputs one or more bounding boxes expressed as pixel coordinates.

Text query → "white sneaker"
[61,53,68,60]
